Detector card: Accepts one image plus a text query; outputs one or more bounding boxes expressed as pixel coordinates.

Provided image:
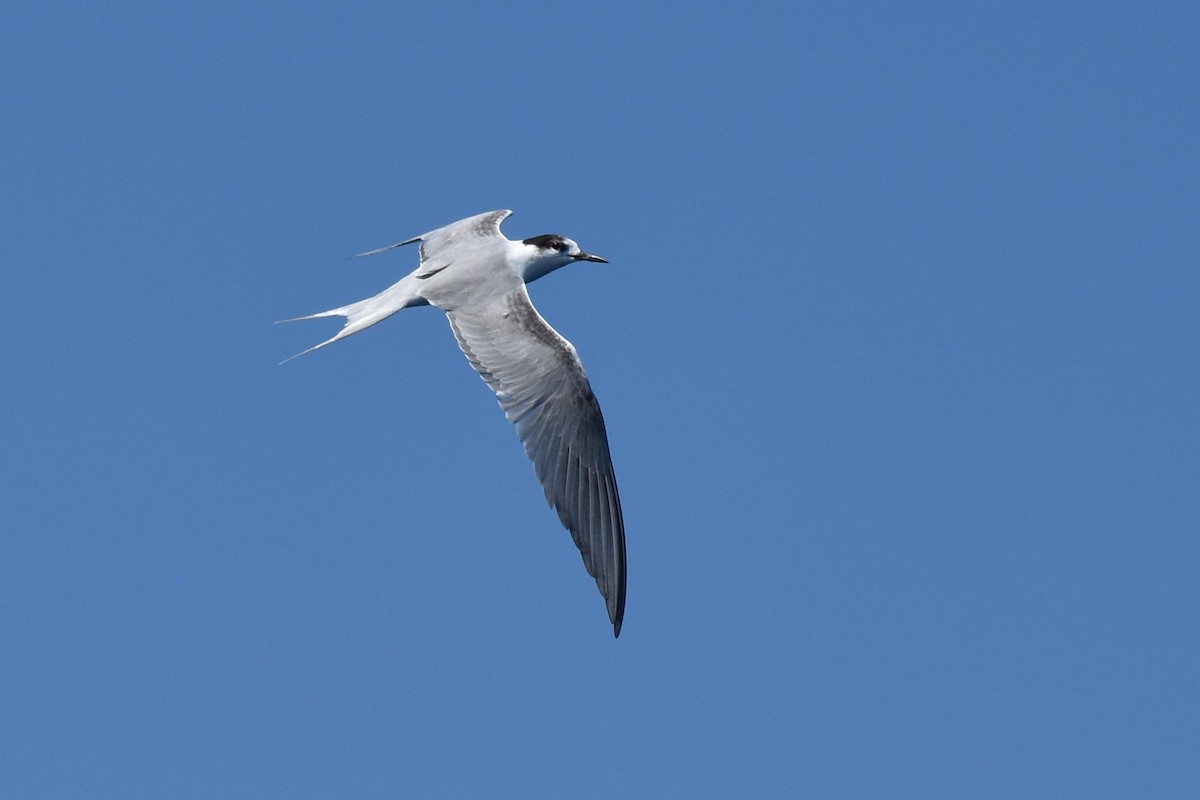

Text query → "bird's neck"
[509,241,571,284]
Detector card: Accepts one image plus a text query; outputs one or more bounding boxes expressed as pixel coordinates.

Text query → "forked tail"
[279,274,427,363]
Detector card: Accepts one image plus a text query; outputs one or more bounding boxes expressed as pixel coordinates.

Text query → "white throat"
[510,241,573,284]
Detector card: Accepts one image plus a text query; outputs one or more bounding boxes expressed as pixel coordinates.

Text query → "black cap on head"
[522,233,607,263]
[522,234,568,251]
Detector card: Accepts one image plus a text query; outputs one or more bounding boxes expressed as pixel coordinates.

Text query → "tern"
[284,210,627,636]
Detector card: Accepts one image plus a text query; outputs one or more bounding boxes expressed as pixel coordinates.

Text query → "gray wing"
[447,286,627,636]
[351,210,513,269]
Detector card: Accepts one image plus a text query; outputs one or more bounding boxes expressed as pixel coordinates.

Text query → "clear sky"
[2,2,1197,797]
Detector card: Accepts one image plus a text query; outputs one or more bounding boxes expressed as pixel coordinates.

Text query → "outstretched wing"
[447,286,627,636]
[352,209,512,273]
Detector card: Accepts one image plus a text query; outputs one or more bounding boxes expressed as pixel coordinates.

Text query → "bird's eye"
[553,241,567,251]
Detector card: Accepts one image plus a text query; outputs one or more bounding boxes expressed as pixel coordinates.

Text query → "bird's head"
[519,234,607,281]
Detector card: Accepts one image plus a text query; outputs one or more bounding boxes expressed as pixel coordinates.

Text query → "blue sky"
[2,2,1197,797]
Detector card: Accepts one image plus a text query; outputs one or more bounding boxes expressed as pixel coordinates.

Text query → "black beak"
[573,251,608,263]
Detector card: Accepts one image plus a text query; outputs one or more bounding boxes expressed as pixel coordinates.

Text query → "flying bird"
[283,210,627,636]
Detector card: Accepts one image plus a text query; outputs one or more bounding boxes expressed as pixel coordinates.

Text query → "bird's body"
[285,210,627,636]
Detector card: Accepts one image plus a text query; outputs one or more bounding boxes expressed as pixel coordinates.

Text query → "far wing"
[351,210,512,274]
[446,286,627,636]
